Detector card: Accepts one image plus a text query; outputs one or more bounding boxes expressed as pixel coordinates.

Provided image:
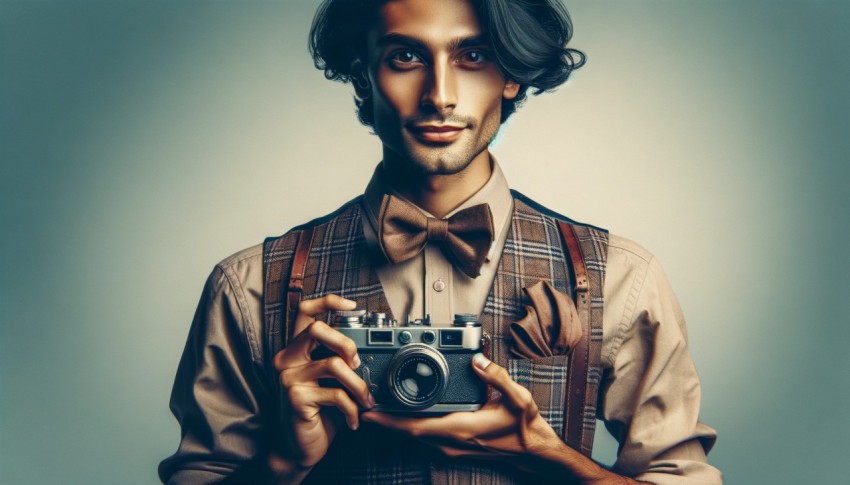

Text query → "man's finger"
[275,320,361,370]
[471,353,535,413]
[288,385,362,431]
[293,294,357,335]
[281,356,376,409]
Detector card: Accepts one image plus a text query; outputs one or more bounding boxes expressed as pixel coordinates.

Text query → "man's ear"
[351,60,372,100]
[502,80,520,100]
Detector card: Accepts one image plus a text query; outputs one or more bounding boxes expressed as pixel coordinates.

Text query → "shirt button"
[432,279,446,292]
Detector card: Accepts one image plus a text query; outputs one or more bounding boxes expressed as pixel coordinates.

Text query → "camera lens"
[387,344,448,409]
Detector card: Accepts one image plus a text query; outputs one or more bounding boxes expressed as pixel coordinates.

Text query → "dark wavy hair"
[309,0,586,127]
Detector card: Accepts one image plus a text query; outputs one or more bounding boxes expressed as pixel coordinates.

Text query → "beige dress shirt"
[160,161,722,484]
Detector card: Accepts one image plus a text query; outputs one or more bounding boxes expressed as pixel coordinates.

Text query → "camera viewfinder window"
[440,330,463,347]
[368,330,395,345]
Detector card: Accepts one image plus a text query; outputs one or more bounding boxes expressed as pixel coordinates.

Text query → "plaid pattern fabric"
[299,202,391,316]
[262,196,608,484]
[263,227,299,383]
[507,355,569,436]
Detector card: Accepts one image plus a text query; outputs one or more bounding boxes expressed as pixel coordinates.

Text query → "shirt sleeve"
[158,262,272,484]
[600,239,722,484]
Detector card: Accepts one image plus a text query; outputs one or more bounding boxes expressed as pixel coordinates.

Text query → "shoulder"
[606,233,655,269]
[605,233,674,296]
[603,232,668,303]
[602,233,659,319]
[602,233,686,365]
[216,243,264,273]
[212,195,366,291]
[207,244,265,329]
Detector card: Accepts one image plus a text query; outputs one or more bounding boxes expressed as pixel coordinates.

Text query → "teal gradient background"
[1,1,848,483]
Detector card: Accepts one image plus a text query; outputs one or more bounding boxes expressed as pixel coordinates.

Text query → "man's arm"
[363,353,647,484]
[599,240,720,482]
[159,254,373,484]
[159,265,272,484]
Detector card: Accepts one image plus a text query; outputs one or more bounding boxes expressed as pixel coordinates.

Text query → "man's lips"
[408,124,466,143]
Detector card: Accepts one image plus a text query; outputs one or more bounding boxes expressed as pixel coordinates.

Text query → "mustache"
[403,113,475,128]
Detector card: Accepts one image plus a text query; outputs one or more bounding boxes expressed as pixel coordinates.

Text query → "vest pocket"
[507,354,570,439]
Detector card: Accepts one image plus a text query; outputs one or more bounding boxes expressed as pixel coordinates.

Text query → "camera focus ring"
[386,344,449,410]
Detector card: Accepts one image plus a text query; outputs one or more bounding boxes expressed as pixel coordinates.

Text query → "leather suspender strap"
[284,226,315,347]
[558,220,594,455]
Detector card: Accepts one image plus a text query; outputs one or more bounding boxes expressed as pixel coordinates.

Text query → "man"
[160,0,721,483]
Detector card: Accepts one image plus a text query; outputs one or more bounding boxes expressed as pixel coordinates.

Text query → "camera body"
[323,310,487,415]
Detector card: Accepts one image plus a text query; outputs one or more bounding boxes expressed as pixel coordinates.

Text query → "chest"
[262,198,608,482]
[299,203,574,368]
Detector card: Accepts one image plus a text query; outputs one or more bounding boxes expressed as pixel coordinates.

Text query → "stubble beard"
[403,139,481,176]
[389,112,500,176]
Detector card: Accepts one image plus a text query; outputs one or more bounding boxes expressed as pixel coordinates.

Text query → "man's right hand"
[268,295,375,479]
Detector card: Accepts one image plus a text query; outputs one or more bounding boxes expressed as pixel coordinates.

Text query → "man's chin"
[405,153,473,176]
[382,136,479,176]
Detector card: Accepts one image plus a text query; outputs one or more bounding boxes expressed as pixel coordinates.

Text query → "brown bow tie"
[377,194,494,278]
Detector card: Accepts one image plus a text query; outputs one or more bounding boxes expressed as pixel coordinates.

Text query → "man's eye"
[460,50,487,64]
[389,50,422,67]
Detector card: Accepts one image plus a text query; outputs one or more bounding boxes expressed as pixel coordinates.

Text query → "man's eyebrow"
[375,33,488,51]
[449,35,488,51]
[375,33,427,50]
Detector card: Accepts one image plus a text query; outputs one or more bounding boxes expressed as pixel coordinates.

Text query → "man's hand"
[361,353,562,469]
[268,295,375,480]
[362,354,639,484]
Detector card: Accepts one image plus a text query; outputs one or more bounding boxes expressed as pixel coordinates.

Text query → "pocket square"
[508,280,582,359]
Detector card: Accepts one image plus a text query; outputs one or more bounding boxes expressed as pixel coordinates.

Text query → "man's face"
[364,0,519,176]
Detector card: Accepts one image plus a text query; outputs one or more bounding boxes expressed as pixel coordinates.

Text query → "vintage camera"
[316,310,487,415]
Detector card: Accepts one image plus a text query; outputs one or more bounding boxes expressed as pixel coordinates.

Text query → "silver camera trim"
[327,310,485,414]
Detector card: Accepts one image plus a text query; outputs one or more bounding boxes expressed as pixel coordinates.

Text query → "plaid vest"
[262,191,608,484]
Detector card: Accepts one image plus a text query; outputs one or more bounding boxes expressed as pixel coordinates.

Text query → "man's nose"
[420,60,457,112]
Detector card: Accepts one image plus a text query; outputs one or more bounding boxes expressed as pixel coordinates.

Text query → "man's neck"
[381,151,493,218]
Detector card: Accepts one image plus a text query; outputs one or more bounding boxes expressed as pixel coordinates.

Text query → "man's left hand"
[361,353,562,473]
